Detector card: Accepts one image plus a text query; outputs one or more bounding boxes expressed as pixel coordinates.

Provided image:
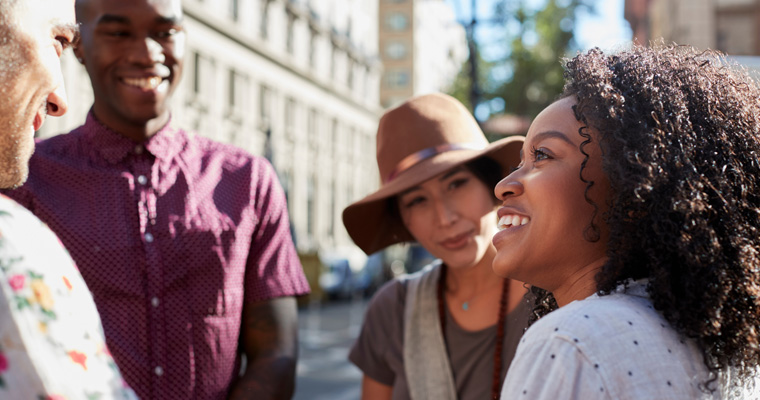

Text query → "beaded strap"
[437,265,509,400]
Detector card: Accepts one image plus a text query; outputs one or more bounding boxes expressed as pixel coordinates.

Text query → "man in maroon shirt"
[4,0,310,399]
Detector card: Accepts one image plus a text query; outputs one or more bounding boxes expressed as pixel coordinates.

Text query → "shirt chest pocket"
[175,225,244,318]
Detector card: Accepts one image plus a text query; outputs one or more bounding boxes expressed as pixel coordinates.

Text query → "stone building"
[378,0,467,108]
[38,0,383,256]
[624,0,760,55]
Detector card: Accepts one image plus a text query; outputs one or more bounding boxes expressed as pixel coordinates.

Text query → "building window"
[329,179,336,237]
[228,69,237,109]
[385,42,407,60]
[309,29,317,68]
[716,12,755,55]
[228,69,248,112]
[230,0,239,22]
[385,12,409,31]
[280,169,292,207]
[307,176,315,236]
[193,52,202,94]
[363,65,371,98]
[330,44,337,79]
[347,59,354,89]
[307,107,319,150]
[259,0,270,39]
[286,13,296,54]
[284,97,296,141]
[347,126,355,163]
[192,51,215,98]
[384,69,410,89]
[259,85,271,131]
[330,117,339,170]
[331,118,339,149]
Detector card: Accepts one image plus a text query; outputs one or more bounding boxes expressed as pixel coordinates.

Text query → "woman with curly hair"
[493,44,760,399]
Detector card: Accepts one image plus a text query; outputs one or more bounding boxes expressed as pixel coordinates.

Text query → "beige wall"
[377,0,466,109]
[638,0,759,55]
[379,0,415,107]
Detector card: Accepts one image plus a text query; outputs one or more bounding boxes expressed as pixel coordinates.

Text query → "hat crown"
[376,93,488,183]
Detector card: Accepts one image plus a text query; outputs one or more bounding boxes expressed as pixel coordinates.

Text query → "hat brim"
[342,135,524,255]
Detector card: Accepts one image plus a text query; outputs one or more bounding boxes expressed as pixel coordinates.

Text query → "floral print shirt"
[0,195,137,400]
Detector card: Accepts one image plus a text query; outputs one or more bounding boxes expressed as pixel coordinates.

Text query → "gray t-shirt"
[349,275,531,400]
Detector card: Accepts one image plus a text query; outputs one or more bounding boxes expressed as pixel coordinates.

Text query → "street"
[294,297,369,400]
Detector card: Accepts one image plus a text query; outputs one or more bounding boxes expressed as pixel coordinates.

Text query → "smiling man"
[4,0,310,399]
[0,0,71,188]
[0,0,135,398]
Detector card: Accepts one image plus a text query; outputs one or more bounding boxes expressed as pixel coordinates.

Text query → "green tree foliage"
[492,0,594,119]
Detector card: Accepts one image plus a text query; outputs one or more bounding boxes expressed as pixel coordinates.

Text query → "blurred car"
[318,257,354,300]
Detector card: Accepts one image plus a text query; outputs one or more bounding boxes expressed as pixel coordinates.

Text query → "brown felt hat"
[342,93,524,255]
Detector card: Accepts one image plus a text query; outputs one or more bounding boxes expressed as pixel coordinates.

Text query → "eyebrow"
[438,166,466,182]
[95,14,184,29]
[156,16,183,25]
[398,185,419,198]
[96,14,130,25]
[532,130,575,146]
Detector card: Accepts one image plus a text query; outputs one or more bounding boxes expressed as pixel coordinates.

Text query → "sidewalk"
[294,297,368,400]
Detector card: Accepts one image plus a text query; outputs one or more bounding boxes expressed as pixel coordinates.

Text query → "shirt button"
[151,297,159,307]
[154,366,164,376]
[145,233,154,243]
[135,145,144,155]
[137,175,148,185]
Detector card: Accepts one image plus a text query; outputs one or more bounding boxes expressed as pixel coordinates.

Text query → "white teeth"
[497,214,530,230]
[123,76,163,90]
[511,215,520,227]
[498,216,510,230]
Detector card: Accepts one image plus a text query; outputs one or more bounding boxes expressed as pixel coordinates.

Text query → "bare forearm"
[228,355,297,400]
[228,297,299,400]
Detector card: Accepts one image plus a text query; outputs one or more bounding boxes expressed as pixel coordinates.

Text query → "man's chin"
[0,168,29,190]
[0,141,34,189]
[117,106,168,127]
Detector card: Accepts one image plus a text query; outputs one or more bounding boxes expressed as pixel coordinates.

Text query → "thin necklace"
[461,285,495,311]
[437,264,509,400]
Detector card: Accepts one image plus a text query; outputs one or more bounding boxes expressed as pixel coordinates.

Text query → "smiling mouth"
[498,214,530,230]
[440,231,472,249]
[33,113,43,131]
[33,103,47,132]
[122,76,164,90]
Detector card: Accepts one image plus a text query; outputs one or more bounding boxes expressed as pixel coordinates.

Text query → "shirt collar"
[82,111,186,164]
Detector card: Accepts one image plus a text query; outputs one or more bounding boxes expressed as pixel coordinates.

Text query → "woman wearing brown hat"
[343,93,529,400]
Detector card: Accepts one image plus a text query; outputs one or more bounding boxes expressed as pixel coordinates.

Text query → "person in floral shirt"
[0,0,136,398]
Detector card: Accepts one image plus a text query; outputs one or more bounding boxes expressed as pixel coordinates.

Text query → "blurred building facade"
[625,0,760,56]
[378,0,468,108]
[38,0,384,256]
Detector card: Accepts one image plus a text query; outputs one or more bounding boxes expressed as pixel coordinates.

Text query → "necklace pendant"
[462,301,469,311]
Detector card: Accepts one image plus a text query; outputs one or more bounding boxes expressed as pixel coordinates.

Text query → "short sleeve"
[348,279,406,386]
[0,197,137,399]
[502,331,610,400]
[245,159,310,302]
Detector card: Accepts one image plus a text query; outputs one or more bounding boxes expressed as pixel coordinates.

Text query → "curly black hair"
[531,44,760,387]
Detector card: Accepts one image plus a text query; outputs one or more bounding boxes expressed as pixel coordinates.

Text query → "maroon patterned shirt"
[5,112,310,400]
